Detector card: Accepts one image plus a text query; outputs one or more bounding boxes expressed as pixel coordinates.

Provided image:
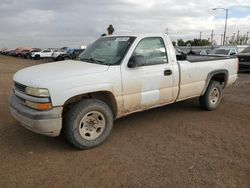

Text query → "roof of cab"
[102,33,168,38]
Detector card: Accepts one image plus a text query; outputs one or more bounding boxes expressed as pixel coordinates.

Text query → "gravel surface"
[0,55,250,188]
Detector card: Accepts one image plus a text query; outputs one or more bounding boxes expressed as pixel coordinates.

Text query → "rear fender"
[201,69,228,95]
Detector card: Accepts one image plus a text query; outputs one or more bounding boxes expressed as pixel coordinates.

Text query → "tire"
[64,56,70,60]
[199,80,223,111]
[34,55,40,60]
[64,99,114,149]
[57,56,63,61]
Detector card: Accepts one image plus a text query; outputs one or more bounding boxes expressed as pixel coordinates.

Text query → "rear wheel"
[64,99,114,149]
[34,55,40,60]
[199,80,223,111]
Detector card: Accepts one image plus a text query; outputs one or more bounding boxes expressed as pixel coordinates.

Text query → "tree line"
[173,39,212,47]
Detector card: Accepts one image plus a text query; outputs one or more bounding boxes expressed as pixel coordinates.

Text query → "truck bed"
[186,55,236,63]
[176,56,238,101]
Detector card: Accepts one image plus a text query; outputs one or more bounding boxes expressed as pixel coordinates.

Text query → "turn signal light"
[26,101,52,110]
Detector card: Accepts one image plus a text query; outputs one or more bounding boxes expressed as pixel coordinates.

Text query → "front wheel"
[199,80,223,111]
[34,55,40,60]
[64,99,114,149]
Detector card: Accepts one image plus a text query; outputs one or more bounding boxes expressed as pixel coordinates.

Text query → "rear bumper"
[9,94,63,137]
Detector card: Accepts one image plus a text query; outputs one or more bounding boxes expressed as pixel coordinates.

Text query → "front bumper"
[9,94,63,137]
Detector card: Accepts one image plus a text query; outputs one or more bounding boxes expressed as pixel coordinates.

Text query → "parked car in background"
[54,48,85,61]
[187,49,211,55]
[209,47,237,56]
[53,53,70,61]
[237,46,250,71]
[0,48,8,54]
[31,49,53,60]
[236,45,250,53]
[7,49,16,56]
[18,49,31,58]
[69,48,85,59]
[15,48,30,57]
[52,49,67,61]
[16,48,34,58]
[24,48,41,59]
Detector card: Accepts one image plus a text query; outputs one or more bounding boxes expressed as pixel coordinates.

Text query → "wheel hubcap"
[209,88,220,105]
[79,111,105,140]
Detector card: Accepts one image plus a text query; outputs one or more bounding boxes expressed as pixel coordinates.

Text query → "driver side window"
[132,37,168,66]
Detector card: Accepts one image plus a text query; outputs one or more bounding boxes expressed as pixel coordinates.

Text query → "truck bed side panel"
[177,58,238,101]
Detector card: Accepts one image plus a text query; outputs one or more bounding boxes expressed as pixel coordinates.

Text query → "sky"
[0,0,250,48]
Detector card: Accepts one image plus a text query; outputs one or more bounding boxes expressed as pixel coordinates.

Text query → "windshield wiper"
[80,57,106,65]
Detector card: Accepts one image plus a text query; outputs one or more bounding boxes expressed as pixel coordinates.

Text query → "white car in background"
[52,49,67,60]
[31,49,53,60]
[209,47,237,56]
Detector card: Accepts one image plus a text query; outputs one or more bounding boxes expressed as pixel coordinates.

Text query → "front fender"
[49,83,114,106]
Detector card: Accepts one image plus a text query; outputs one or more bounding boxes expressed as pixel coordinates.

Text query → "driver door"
[121,37,174,113]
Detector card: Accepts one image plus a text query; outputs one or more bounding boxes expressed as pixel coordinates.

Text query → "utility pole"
[236,30,240,44]
[211,30,214,45]
[246,32,249,44]
[212,8,228,45]
[199,31,202,40]
[242,35,245,45]
[220,34,223,45]
[223,9,228,45]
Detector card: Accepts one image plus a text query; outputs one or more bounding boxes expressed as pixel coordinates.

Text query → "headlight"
[25,87,50,97]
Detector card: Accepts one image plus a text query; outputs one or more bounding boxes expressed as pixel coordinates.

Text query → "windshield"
[79,36,135,65]
[210,49,230,55]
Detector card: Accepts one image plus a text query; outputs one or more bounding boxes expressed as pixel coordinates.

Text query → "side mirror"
[127,55,146,68]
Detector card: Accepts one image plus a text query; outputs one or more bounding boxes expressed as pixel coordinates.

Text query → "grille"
[16,95,26,105]
[14,82,26,93]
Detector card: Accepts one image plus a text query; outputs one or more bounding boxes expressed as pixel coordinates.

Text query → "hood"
[14,60,109,87]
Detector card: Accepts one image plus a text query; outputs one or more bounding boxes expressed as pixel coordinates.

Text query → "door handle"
[164,69,172,76]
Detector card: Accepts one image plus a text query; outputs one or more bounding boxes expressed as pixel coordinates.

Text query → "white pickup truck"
[10,33,238,149]
[31,49,53,60]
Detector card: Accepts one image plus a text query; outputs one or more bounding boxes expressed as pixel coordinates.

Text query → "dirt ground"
[0,55,250,188]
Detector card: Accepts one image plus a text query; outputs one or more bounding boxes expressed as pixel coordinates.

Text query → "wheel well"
[62,91,118,118]
[202,71,228,95]
[210,73,227,88]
